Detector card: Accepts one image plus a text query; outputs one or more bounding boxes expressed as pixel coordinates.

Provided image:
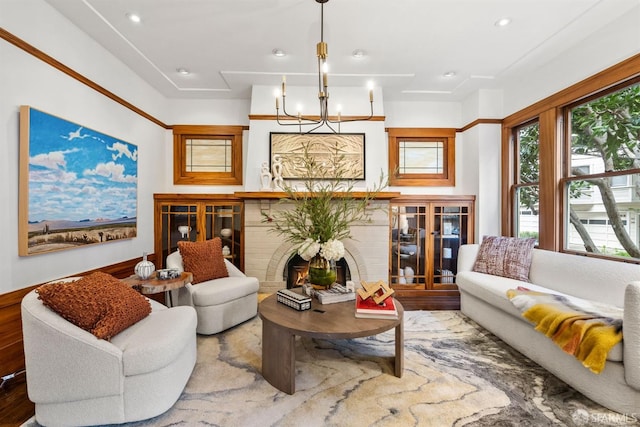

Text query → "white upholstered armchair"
[166,250,259,335]
[21,285,197,426]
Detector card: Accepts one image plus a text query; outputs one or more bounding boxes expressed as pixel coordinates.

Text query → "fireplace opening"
[284,254,351,289]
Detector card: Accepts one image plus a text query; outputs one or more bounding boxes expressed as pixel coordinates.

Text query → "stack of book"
[310,284,356,304]
[355,294,398,319]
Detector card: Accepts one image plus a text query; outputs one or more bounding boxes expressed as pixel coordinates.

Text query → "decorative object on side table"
[156,268,180,280]
[134,252,155,279]
[263,145,387,290]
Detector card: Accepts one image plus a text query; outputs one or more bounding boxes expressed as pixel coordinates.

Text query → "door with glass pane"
[431,204,471,290]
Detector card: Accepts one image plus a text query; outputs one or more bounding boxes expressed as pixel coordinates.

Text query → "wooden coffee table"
[258,292,404,394]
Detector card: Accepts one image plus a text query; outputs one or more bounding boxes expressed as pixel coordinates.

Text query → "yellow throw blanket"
[507,288,622,374]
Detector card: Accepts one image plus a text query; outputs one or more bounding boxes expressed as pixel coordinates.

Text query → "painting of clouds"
[19,106,137,256]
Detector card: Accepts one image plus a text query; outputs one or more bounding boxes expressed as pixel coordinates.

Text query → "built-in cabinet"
[389,195,475,310]
[154,194,244,271]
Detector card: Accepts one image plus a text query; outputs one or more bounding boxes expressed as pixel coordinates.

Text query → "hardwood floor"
[0,373,33,427]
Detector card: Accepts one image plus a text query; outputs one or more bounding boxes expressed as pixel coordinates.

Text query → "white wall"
[0,0,168,292]
[501,4,640,117]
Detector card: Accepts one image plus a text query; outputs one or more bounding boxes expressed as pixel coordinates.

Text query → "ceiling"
[45,0,638,102]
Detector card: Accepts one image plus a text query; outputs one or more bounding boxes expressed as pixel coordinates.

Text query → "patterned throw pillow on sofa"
[472,235,536,281]
[36,271,151,340]
[178,237,229,284]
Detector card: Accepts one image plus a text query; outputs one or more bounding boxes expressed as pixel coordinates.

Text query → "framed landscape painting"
[269,132,365,180]
[18,106,138,256]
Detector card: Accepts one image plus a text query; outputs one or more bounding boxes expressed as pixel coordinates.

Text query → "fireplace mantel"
[234,191,401,200]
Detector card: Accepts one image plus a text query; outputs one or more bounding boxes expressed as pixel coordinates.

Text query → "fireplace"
[242,199,391,294]
[285,254,351,289]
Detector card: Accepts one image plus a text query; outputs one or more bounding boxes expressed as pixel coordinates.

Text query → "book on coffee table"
[312,284,356,304]
[355,294,398,319]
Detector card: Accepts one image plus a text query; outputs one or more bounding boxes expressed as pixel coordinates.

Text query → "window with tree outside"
[514,121,540,243]
[564,82,640,259]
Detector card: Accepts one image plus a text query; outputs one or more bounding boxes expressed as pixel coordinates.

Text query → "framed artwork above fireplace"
[269,132,365,180]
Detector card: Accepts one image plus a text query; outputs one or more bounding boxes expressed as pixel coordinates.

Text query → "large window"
[513,121,540,242]
[564,82,640,259]
[503,56,640,262]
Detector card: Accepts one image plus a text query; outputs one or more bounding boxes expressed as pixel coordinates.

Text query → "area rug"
[25,311,636,426]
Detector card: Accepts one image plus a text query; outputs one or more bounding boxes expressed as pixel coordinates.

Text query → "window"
[173,125,244,185]
[388,128,456,186]
[564,81,640,259]
[512,121,539,242]
[503,55,640,261]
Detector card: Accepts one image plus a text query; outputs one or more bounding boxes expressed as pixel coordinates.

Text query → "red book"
[355,294,398,319]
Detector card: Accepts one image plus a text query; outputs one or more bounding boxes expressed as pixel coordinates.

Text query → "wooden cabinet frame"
[154,194,244,271]
[389,195,474,310]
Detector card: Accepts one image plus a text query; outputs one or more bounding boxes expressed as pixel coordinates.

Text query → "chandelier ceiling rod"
[274,0,374,134]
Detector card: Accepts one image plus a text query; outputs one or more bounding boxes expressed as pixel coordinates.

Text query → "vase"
[135,252,155,280]
[307,254,337,289]
[404,266,414,284]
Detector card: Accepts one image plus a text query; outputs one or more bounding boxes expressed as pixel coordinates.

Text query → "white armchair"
[167,251,259,335]
[21,288,197,426]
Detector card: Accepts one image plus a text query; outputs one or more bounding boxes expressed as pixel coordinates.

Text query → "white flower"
[298,238,320,261]
[320,239,345,261]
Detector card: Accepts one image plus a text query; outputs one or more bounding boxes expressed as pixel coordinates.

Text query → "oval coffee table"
[258,291,404,394]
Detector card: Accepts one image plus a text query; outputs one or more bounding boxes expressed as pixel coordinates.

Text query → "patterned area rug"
[25,311,637,426]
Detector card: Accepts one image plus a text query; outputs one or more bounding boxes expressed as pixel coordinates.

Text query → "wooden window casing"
[388,128,456,187]
[502,54,640,256]
[173,125,243,185]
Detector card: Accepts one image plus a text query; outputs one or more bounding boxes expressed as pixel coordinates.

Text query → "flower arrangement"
[264,145,387,286]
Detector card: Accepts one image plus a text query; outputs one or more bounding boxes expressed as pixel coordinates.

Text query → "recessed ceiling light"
[176,68,190,76]
[352,49,365,59]
[126,12,141,23]
[272,48,286,57]
[495,17,511,27]
[443,71,456,78]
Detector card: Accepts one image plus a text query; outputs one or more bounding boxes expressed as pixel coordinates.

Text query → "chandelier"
[274,0,374,134]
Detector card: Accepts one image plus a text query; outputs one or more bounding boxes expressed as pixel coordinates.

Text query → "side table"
[121,272,193,307]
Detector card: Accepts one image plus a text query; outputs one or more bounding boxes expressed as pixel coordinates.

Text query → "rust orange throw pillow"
[178,237,229,284]
[36,271,151,340]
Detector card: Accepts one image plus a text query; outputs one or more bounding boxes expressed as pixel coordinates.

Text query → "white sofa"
[166,251,259,335]
[21,290,197,427]
[457,243,640,414]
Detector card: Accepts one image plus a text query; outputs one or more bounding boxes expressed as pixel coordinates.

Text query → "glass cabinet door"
[160,203,198,266]
[204,203,243,270]
[432,205,470,289]
[390,204,428,289]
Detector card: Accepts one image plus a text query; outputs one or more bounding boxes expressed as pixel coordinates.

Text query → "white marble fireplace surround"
[243,198,390,294]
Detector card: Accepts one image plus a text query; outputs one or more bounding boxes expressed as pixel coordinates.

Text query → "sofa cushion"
[110,305,197,376]
[36,272,151,340]
[178,238,228,284]
[472,236,536,281]
[457,270,623,362]
[190,276,259,307]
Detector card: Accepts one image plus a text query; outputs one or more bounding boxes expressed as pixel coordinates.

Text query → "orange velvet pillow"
[36,271,151,340]
[178,238,229,284]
